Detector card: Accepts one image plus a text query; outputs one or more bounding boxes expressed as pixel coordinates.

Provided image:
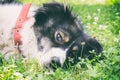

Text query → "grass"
[0,0,120,80]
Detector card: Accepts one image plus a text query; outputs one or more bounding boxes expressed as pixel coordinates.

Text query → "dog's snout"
[50,57,61,68]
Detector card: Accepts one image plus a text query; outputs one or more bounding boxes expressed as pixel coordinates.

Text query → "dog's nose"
[50,57,61,69]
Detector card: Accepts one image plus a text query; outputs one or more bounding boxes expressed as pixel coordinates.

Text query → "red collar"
[14,4,31,53]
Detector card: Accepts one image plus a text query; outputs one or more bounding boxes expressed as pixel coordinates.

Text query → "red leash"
[14,3,31,53]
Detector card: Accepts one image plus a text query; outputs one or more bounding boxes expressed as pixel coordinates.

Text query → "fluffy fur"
[0,2,103,68]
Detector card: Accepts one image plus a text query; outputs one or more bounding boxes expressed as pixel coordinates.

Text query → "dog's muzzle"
[46,38,78,68]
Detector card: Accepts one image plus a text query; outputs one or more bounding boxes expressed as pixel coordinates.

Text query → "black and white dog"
[0,2,103,68]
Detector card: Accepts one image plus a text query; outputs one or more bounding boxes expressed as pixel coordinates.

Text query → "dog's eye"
[55,31,70,44]
[56,33,63,41]
[55,32,64,44]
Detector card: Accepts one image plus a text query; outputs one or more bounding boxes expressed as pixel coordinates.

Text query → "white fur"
[0,4,66,66]
[40,48,66,67]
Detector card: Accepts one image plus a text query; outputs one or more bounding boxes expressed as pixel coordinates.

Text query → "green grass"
[0,0,120,80]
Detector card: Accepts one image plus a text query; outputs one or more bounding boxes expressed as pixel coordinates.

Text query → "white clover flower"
[14,72,23,77]
[97,8,101,12]
[87,15,91,19]
[93,22,97,25]
[99,25,103,29]
[86,25,91,29]
[81,42,85,45]
[9,64,17,68]
[14,72,23,79]
[99,25,107,30]
[115,12,119,15]
[114,37,119,42]
[94,16,99,22]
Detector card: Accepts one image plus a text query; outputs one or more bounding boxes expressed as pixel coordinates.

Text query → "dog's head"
[33,2,103,68]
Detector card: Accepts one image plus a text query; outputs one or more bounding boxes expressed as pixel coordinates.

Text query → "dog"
[0,2,103,68]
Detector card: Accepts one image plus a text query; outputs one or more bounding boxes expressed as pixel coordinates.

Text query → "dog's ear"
[34,8,48,26]
[34,3,62,26]
[34,2,74,27]
[42,2,72,17]
[82,38,103,59]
